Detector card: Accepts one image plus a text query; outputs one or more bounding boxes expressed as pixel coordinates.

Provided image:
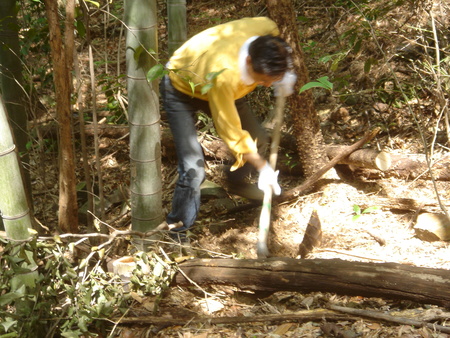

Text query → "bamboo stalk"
[0,94,32,240]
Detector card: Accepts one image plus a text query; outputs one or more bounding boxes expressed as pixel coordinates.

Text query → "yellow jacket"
[168,17,279,169]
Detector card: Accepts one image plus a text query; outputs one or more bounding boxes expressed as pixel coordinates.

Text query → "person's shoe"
[169,232,195,257]
[224,180,264,201]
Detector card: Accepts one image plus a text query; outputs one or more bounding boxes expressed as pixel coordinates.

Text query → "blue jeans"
[160,75,268,232]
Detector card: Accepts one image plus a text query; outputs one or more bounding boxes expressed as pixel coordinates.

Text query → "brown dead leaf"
[321,322,342,336]
[129,291,143,303]
[192,333,209,338]
[272,323,294,335]
[367,322,382,330]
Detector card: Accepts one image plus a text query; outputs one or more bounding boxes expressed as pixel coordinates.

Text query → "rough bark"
[173,257,450,307]
[266,0,334,179]
[43,0,78,233]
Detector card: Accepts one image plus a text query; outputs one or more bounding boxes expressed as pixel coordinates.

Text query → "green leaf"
[353,38,362,54]
[189,81,196,94]
[330,58,341,72]
[201,83,213,95]
[318,55,333,64]
[317,76,333,89]
[133,46,144,62]
[364,57,378,73]
[353,205,361,215]
[84,0,100,7]
[299,76,333,93]
[352,214,361,222]
[0,332,19,337]
[297,16,309,23]
[205,69,226,82]
[61,330,83,338]
[362,206,381,214]
[0,292,23,306]
[299,82,324,93]
[146,64,165,82]
[0,318,18,333]
[75,20,86,39]
[76,181,86,191]
[78,316,89,333]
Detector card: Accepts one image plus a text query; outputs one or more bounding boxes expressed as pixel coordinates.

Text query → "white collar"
[239,36,258,85]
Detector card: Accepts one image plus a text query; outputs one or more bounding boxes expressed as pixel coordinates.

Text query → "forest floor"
[29,0,450,337]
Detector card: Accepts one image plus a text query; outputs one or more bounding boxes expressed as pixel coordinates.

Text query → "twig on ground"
[111,309,356,326]
[328,304,450,334]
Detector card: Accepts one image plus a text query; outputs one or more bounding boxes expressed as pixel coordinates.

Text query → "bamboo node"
[2,208,30,221]
[0,144,16,157]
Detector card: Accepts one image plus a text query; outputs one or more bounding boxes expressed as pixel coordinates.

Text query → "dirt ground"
[29,0,450,336]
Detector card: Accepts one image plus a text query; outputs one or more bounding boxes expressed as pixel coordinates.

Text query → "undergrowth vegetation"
[0,236,175,337]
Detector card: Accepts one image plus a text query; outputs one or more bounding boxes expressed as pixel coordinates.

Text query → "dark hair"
[248,35,292,77]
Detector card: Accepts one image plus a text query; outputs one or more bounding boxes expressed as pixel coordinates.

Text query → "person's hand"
[274,71,297,97]
[258,162,281,195]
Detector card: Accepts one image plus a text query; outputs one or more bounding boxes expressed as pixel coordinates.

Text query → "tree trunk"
[174,257,450,307]
[266,0,335,179]
[43,0,79,233]
[125,0,163,232]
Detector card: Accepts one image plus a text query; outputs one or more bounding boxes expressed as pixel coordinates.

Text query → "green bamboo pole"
[167,0,187,56]
[0,0,33,218]
[0,94,32,240]
[0,93,36,291]
[125,0,163,232]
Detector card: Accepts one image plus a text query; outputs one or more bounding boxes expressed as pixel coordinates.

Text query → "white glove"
[258,163,281,195]
[274,71,297,97]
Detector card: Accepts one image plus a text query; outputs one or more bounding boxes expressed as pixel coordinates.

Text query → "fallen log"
[355,153,450,181]
[326,145,391,171]
[173,257,450,307]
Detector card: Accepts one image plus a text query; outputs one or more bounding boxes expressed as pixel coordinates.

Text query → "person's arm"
[242,152,266,171]
[208,83,259,170]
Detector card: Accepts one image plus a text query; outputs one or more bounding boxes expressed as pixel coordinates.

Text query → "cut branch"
[279,128,381,201]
